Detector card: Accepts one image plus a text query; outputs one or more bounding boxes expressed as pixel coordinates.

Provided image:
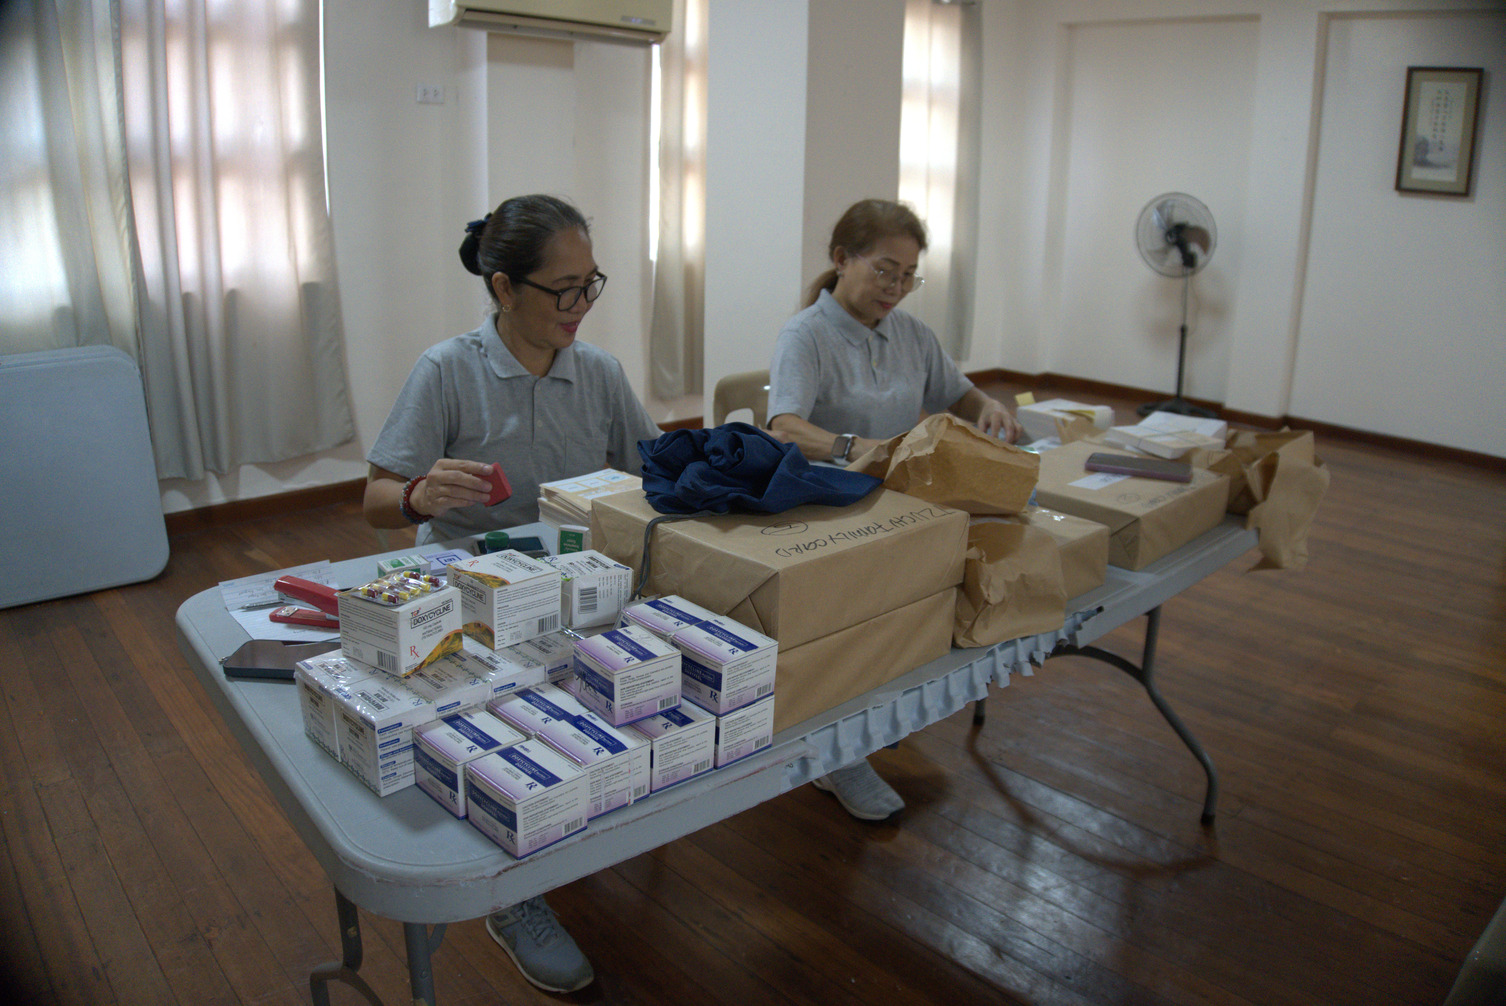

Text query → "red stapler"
[272,575,341,628]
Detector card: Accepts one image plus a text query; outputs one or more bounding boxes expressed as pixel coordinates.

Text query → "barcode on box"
[756,683,772,698]
[565,817,584,834]
[632,784,647,799]
[535,613,560,635]
[657,695,678,710]
[693,758,711,774]
[757,734,770,748]
[579,587,597,613]
[376,651,396,672]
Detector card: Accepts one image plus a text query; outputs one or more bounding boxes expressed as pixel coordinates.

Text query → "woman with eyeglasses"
[362,196,660,994]
[766,198,1020,822]
[364,194,659,555]
[768,198,1020,469]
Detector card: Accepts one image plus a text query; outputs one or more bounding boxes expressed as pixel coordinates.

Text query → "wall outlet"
[416,83,444,106]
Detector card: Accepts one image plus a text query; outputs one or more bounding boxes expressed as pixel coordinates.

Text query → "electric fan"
[1133,192,1217,417]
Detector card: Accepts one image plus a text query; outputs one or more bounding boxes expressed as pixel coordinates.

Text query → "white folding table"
[174,518,1256,1005]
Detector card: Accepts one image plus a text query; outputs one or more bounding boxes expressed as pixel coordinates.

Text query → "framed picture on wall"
[1395,66,1484,196]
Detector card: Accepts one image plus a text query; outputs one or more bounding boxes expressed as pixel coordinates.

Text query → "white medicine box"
[413,710,526,818]
[447,550,562,649]
[541,550,633,629]
[294,649,375,759]
[620,594,718,641]
[464,739,589,858]
[330,676,436,796]
[625,700,715,792]
[672,614,777,715]
[337,583,462,678]
[571,624,682,726]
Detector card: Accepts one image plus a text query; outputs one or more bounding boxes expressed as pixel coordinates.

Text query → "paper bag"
[1225,429,1329,570]
[952,519,1067,648]
[849,414,1038,514]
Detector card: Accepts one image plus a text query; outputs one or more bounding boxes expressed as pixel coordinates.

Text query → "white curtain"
[0,0,354,480]
[899,0,981,361]
[648,0,707,399]
[0,0,140,357]
[121,0,353,479]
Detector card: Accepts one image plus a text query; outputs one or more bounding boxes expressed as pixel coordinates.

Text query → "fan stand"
[1137,266,1217,419]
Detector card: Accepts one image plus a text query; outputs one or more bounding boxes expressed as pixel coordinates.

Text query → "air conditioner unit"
[430,0,673,44]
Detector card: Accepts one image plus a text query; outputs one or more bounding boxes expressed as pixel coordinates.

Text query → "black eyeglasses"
[512,272,608,311]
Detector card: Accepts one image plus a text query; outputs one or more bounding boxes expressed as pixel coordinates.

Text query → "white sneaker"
[486,895,594,993]
[813,758,905,821]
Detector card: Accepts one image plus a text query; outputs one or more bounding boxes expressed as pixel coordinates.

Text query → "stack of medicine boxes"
[294,550,569,805]
[613,595,778,788]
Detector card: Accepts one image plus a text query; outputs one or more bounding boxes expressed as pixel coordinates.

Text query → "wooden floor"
[3,384,1504,1005]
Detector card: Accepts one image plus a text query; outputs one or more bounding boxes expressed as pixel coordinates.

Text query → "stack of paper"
[536,469,642,529]
[1103,412,1228,459]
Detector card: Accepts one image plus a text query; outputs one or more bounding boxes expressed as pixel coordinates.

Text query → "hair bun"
[458,231,484,275]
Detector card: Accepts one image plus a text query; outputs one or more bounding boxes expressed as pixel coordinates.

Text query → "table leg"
[404,919,448,1006]
[310,889,382,1006]
[309,889,449,1006]
[1054,606,1220,824]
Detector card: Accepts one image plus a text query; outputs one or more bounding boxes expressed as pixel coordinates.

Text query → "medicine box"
[294,649,375,759]
[330,675,437,796]
[509,631,576,684]
[541,550,633,629]
[398,654,492,717]
[624,700,715,792]
[464,739,589,858]
[447,550,562,649]
[689,692,775,768]
[337,583,462,678]
[487,682,581,737]
[672,614,777,715]
[375,553,427,577]
[571,624,682,726]
[423,549,472,576]
[413,710,526,817]
[446,638,549,702]
[620,594,718,640]
[533,707,649,819]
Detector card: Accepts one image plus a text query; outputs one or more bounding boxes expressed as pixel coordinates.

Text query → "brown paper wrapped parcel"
[1032,440,1229,570]
[591,489,968,732]
[953,518,1067,648]
[849,413,1038,514]
[1003,507,1110,600]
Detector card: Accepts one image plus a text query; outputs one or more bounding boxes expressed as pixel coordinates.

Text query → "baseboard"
[164,478,366,535]
[975,368,1504,472]
[163,380,1502,533]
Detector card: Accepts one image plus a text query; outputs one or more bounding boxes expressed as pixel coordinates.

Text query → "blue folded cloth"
[637,423,882,515]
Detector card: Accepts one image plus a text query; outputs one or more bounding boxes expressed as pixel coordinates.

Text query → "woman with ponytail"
[362,195,660,993]
[767,198,1020,466]
[766,198,1020,822]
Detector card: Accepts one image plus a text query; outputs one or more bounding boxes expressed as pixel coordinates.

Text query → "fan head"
[1135,193,1217,277]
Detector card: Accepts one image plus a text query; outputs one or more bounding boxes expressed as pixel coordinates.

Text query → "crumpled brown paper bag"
[849,413,1038,514]
[1225,429,1330,570]
[953,519,1067,647]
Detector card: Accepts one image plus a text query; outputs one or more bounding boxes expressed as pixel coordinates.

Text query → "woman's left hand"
[975,399,1022,443]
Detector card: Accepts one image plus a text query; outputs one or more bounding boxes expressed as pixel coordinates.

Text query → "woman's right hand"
[409,458,496,518]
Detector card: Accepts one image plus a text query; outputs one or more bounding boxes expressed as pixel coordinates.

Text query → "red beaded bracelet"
[400,475,432,524]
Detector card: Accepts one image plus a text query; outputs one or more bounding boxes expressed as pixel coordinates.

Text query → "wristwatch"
[831,433,857,464]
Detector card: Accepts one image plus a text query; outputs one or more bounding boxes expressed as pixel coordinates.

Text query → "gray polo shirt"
[767,289,973,440]
[369,318,661,544]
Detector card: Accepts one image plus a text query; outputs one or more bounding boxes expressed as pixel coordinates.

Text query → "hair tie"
[464,214,490,237]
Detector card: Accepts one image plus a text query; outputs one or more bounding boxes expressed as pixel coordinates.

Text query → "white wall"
[159,0,1506,513]
[700,0,811,419]
[1291,10,1505,446]
[975,0,1505,457]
